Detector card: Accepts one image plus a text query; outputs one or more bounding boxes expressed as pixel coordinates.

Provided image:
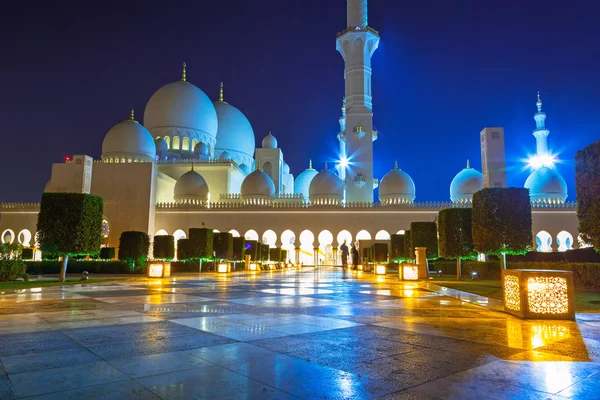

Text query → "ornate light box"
[248,263,258,271]
[148,261,171,278]
[503,269,575,320]
[375,264,386,275]
[401,264,419,281]
[217,263,229,273]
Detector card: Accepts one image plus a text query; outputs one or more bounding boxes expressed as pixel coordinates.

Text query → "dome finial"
[536,91,543,112]
[467,159,471,169]
[309,159,313,169]
[129,108,135,121]
[181,62,187,82]
[324,162,329,171]
[394,160,399,170]
[218,82,224,102]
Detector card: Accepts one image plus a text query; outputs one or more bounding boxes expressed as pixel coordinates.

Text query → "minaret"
[533,91,550,158]
[336,0,380,203]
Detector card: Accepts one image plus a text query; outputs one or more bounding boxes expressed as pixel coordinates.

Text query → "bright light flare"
[525,153,558,169]
[338,156,349,169]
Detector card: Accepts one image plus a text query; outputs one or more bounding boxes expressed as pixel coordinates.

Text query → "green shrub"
[281,249,289,262]
[0,260,27,281]
[171,261,199,272]
[153,235,175,260]
[26,260,135,275]
[472,188,532,256]
[438,208,475,259]
[99,247,115,260]
[232,237,246,261]
[390,234,405,261]
[118,231,149,269]
[410,222,438,259]
[260,244,270,261]
[244,240,259,260]
[188,228,214,260]
[372,243,388,263]
[214,232,233,260]
[575,141,600,250]
[21,248,34,260]
[269,247,282,262]
[404,230,413,260]
[177,238,190,261]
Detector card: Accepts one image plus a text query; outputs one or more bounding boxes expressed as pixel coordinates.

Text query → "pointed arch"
[172,136,180,150]
[229,229,240,237]
[356,230,371,241]
[535,231,552,252]
[182,137,190,151]
[375,230,390,240]
[244,229,259,241]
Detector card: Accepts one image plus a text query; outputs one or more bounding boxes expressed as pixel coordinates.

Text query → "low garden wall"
[25,261,143,275]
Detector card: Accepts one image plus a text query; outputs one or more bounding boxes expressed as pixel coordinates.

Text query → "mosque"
[0,0,581,264]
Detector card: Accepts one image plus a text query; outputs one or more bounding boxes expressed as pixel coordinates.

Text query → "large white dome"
[174,168,209,204]
[102,111,156,162]
[450,162,483,203]
[379,162,415,204]
[213,99,255,165]
[144,77,218,140]
[294,161,318,201]
[241,169,276,200]
[309,164,343,204]
[525,166,567,203]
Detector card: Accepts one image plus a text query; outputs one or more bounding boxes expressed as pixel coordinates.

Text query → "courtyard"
[0,267,598,399]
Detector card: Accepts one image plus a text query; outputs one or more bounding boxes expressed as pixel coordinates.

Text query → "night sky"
[2,0,599,203]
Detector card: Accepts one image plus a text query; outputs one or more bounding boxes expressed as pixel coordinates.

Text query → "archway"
[17,229,32,247]
[229,229,240,237]
[337,230,352,246]
[396,230,405,235]
[262,230,277,248]
[535,231,552,252]
[245,229,259,241]
[356,230,371,241]
[557,231,574,252]
[173,229,186,243]
[1,229,15,244]
[299,230,315,265]
[280,230,296,262]
[375,230,391,240]
[155,229,168,236]
[317,230,334,265]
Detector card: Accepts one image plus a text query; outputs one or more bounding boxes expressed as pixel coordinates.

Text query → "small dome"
[283,161,290,174]
[102,111,156,162]
[194,141,209,156]
[309,164,343,203]
[294,161,318,201]
[214,100,255,163]
[155,137,168,154]
[174,168,209,203]
[450,161,483,203]
[241,169,276,200]
[262,131,278,148]
[525,166,567,203]
[144,78,218,139]
[219,150,231,161]
[239,163,250,175]
[379,162,415,204]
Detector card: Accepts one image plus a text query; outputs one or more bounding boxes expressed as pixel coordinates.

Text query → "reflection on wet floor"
[0,266,598,399]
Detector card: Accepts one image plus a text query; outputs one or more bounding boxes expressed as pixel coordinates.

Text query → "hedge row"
[26,261,142,275]
[429,260,600,288]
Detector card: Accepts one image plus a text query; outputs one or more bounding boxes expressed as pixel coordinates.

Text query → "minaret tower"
[533,91,550,160]
[336,0,380,203]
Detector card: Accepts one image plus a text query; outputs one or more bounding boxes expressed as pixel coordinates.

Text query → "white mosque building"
[0,0,581,264]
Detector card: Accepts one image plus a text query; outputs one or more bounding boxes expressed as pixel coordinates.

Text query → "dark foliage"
[575,141,600,250]
[232,237,246,260]
[118,231,149,268]
[390,234,405,260]
[438,208,475,259]
[214,232,233,260]
[99,247,115,260]
[153,235,175,260]
[410,222,438,259]
[188,228,214,260]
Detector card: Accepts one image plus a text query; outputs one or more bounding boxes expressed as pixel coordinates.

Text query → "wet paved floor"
[0,267,599,399]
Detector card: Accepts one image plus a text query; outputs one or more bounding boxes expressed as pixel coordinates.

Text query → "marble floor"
[0,267,598,399]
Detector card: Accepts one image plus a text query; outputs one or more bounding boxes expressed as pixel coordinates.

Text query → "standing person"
[352,243,359,270]
[340,241,349,278]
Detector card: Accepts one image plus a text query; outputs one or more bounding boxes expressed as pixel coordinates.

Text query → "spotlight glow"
[526,153,558,169]
[339,156,349,169]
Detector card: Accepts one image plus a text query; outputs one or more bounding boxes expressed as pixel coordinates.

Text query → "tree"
[438,208,475,278]
[118,231,150,269]
[153,235,174,260]
[37,193,104,281]
[177,238,191,261]
[404,230,412,260]
[472,187,532,268]
[0,243,27,282]
[390,234,405,261]
[214,232,233,260]
[99,247,115,260]
[410,222,438,259]
[188,228,214,260]
[575,141,600,250]
[232,237,246,261]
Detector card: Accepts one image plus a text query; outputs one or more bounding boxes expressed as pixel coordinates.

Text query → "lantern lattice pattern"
[527,277,569,314]
[504,275,521,311]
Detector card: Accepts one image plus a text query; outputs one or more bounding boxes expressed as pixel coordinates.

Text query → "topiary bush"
[260,244,270,261]
[21,248,34,260]
[390,234,405,261]
[404,230,412,260]
[244,240,259,261]
[153,235,175,260]
[188,228,214,260]
[232,237,246,261]
[438,208,475,260]
[26,260,135,275]
[269,247,282,263]
[118,231,149,269]
[372,243,389,263]
[214,232,233,260]
[99,247,115,260]
[575,140,600,250]
[177,238,190,261]
[410,221,438,259]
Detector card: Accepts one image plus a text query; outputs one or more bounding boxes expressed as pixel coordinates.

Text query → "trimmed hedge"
[153,235,175,260]
[232,237,246,261]
[372,243,388,263]
[189,228,214,260]
[99,247,115,260]
[214,232,233,260]
[410,222,438,259]
[171,261,199,272]
[26,261,137,275]
[37,192,104,257]
[177,238,190,261]
[404,230,412,260]
[473,187,532,256]
[245,240,259,261]
[21,248,34,260]
[260,244,270,261]
[390,234,405,260]
[438,208,474,259]
[269,247,282,262]
[575,140,600,250]
[118,231,149,268]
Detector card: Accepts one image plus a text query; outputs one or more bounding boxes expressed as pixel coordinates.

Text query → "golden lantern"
[147,261,171,278]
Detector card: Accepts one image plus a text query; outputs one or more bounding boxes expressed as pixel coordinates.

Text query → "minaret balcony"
[354,125,366,139]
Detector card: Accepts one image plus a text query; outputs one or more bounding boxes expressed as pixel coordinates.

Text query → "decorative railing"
[0,202,41,210]
[156,158,236,166]
[336,26,380,38]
